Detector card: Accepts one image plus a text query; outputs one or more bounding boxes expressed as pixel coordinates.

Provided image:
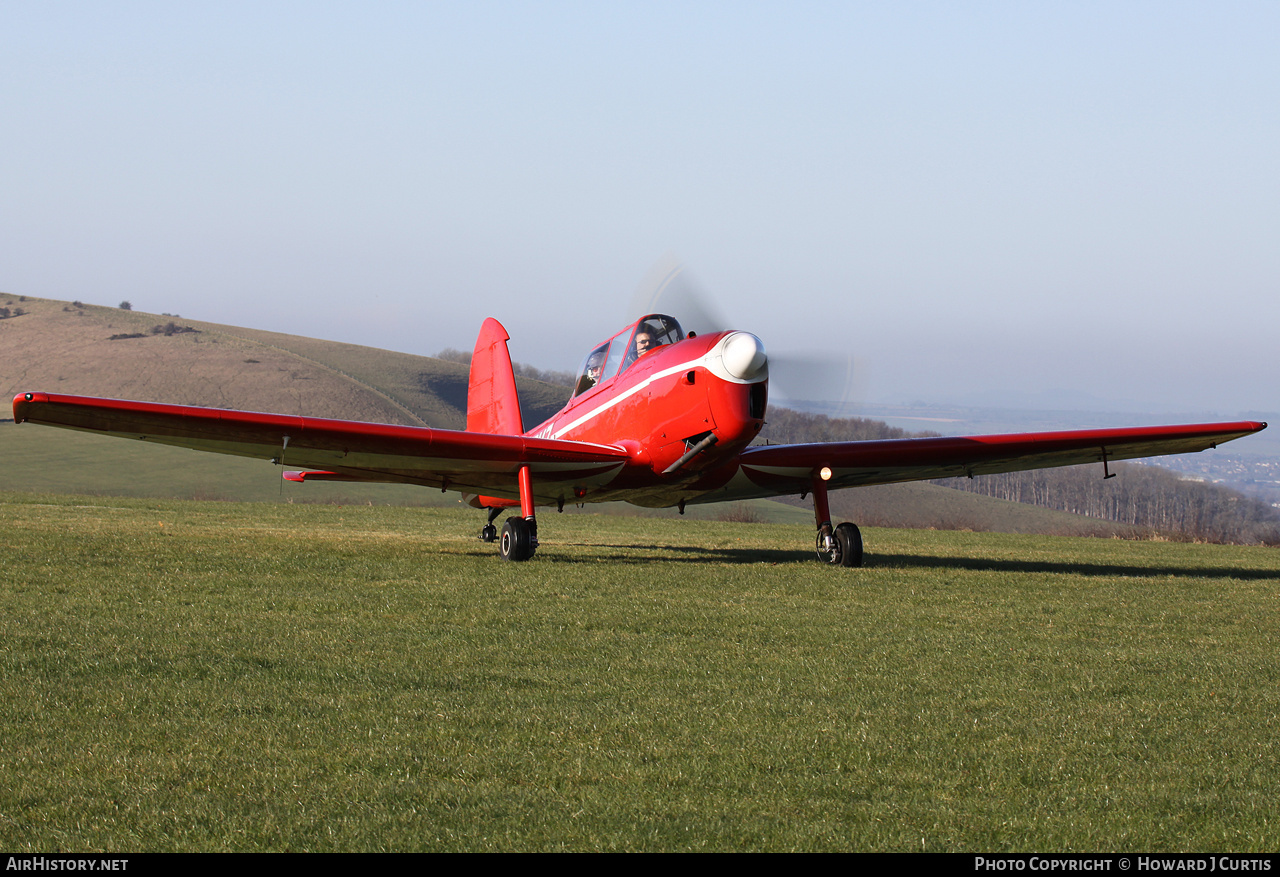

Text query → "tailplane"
[467,317,524,435]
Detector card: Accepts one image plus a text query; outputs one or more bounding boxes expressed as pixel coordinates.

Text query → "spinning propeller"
[626,255,862,417]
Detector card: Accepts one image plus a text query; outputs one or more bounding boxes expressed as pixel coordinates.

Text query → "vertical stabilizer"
[467,318,524,435]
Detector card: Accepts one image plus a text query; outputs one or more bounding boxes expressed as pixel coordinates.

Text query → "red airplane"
[12,312,1267,565]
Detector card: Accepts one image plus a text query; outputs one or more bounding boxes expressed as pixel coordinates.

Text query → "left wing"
[12,392,628,501]
[735,421,1267,495]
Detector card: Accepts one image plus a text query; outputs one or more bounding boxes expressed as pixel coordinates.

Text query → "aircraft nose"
[721,332,768,381]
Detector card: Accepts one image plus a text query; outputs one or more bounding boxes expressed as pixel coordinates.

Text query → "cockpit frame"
[570,314,685,399]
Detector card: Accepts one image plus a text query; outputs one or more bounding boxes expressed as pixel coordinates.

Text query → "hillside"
[0,295,568,429]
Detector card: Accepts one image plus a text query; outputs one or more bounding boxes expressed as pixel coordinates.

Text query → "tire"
[834,522,863,568]
[500,518,535,561]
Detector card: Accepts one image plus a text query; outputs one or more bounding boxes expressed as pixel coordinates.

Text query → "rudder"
[467,317,524,435]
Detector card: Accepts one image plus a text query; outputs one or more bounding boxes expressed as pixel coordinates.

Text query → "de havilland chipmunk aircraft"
[12,313,1267,565]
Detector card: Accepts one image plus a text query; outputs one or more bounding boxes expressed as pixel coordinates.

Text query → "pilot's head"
[635,331,654,355]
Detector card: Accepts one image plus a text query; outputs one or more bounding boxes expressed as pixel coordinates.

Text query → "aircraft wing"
[11,392,629,499]
[735,421,1267,494]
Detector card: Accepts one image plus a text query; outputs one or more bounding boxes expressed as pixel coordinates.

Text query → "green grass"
[2,492,1278,851]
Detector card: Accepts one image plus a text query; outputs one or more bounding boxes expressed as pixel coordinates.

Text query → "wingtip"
[11,391,40,422]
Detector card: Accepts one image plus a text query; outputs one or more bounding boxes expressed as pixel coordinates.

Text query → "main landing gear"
[816,521,863,567]
[499,517,537,561]
[810,471,864,567]
[478,514,537,560]
[479,465,540,561]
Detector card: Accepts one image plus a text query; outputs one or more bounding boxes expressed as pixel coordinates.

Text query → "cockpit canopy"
[571,314,685,398]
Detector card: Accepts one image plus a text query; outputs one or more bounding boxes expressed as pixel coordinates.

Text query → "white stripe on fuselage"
[532,355,715,441]
[531,333,764,443]
[537,353,706,437]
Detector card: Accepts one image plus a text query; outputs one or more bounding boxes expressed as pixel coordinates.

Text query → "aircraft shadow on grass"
[462,542,1271,579]
[449,542,810,565]
[883,553,1277,581]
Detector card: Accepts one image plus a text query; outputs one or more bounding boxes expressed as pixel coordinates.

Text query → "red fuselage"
[524,326,768,508]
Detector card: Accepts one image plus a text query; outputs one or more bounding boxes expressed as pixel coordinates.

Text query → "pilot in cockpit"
[574,350,606,396]
[634,330,654,357]
[619,317,682,373]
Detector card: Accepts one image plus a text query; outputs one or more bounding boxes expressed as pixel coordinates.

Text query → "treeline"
[935,465,1280,545]
[758,407,938,444]
[435,348,576,388]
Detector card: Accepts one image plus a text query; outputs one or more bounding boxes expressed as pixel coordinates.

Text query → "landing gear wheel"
[479,524,498,543]
[500,518,536,561]
[834,522,863,568]
[816,522,863,567]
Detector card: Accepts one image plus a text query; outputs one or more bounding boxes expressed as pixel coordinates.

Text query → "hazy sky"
[4,1,1277,416]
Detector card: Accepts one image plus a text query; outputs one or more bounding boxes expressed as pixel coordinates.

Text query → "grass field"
[2,491,1278,851]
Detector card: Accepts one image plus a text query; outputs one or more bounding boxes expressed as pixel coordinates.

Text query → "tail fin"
[467,317,524,435]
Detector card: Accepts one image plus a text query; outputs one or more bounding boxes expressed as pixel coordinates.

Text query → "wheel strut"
[810,470,863,567]
[499,465,538,561]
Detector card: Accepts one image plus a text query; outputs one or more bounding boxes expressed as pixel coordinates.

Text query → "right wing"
[734,421,1267,495]
[12,391,629,502]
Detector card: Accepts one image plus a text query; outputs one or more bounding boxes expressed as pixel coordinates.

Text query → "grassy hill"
[819,480,1157,539]
[0,295,572,506]
[0,295,567,428]
[1,294,1174,535]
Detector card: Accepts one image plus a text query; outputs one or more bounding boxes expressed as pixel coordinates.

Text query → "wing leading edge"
[12,393,1267,509]
[735,421,1267,496]
[12,392,629,501]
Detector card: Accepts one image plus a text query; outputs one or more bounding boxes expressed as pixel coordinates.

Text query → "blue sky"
[3,1,1277,415]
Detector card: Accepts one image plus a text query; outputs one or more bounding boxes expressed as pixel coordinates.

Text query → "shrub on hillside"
[717,504,765,524]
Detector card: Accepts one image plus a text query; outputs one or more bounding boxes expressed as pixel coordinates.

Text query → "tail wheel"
[500,518,536,561]
[479,523,498,543]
